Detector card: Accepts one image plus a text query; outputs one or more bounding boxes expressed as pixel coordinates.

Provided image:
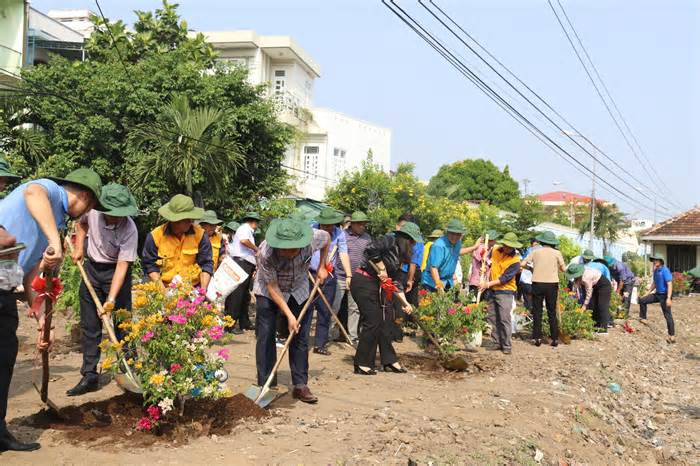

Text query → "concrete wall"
[0,0,25,78]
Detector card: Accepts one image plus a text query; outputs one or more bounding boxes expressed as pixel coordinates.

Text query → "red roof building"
[537,191,608,206]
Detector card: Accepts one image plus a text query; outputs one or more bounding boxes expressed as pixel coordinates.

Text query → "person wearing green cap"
[520,231,565,347]
[141,194,213,288]
[0,155,20,192]
[479,232,522,354]
[468,230,500,294]
[252,217,330,403]
[307,207,353,355]
[638,254,675,343]
[422,219,482,292]
[225,212,261,333]
[565,261,613,334]
[198,210,226,270]
[0,167,102,452]
[334,211,372,345]
[420,229,443,277]
[67,183,139,396]
[351,221,421,375]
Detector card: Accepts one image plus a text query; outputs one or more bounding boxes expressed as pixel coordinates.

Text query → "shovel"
[307,272,354,348]
[65,236,142,393]
[244,279,322,408]
[475,234,489,304]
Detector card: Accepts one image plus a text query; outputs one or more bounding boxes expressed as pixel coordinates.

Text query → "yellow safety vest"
[210,233,223,269]
[489,246,520,292]
[421,241,433,271]
[151,223,205,285]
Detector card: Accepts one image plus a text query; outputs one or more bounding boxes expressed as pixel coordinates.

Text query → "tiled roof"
[537,191,607,204]
[642,207,700,237]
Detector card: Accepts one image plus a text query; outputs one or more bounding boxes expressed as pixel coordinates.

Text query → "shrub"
[534,289,595,340]
[671,272,690,296]
[414,289,487,355]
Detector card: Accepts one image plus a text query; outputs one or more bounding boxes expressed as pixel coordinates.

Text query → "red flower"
[146,405,161,421]
[137,416,153,431]
[170,363,182,374]
[419,289,429,297]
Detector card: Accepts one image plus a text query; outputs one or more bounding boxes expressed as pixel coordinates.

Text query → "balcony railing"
[271,90,311,123]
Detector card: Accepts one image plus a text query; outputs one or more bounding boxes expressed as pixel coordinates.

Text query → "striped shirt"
[253,229,330,303]
[338,228,371,279]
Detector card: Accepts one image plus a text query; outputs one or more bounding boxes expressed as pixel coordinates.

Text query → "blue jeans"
[308,277,337,349]
[255,295,312,388]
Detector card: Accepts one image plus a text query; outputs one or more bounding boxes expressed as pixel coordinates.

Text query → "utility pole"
[522,178,530,196]
[589,157,595,250]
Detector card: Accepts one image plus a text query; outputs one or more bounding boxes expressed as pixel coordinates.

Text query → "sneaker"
[275,338,285,348]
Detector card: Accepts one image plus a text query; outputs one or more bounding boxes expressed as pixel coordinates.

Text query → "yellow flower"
[223,315,235,328]
[98,339,110,351]
[114,308,131,320]
[149,373,165,385]
[419,315,434,322]
[118,320,132,330]
[201,315,214,327]
[134,294,149,309]
[102,356,115,370]
[112,340,124,351]
[135,361,143,370]
[126,358,134,365]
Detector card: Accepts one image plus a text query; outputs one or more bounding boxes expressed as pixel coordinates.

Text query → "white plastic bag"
[630,286,639,305]
[206,256,249,302]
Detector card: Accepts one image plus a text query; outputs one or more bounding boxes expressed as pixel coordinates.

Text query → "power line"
[418,0,678,214]
[547,0,679,207]
[382,1,663,219]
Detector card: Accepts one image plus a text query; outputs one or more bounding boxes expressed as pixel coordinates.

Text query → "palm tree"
[578,203,629,254]
[127,95,243,200]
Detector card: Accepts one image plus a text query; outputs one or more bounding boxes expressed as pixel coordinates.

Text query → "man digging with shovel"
[252,218,330,404]
[0,167,103,451]
[67,183,139,396]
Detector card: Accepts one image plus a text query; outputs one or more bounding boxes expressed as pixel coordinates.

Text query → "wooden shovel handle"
[40,247,55,403]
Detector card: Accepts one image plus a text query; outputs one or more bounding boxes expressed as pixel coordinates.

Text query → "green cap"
[49,168,103,206]
[266,218,313,249]
[535,231,560,247]
[99,183,139,217]
[445,219,465,234]
[158,194,204,222]
[499,232,523,249]
[199,209,223,225]
[428,229,443,240]
[350,211,369,223]
[686,265,700,278]
[395,221,423,243]
[485,229,500,241]
[0,155,20,180]
[649,253,665,264]
[242,211,261,222]
[603,255,616,267]
[224,221,240,232]
[316,207,344,225]
[566,263,585,280]
[582,249,595,261]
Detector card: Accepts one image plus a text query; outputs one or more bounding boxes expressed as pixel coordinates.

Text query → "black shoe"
[66,376,99,397]
[551,339,559,347]
[354,365,377,375]
[383,363,408,373]
[0,429,40,452]
[313,346,331,356]
[533,339,542,347]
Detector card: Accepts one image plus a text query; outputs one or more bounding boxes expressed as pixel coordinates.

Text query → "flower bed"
[414,289,487,356]
[102,280,234,432]
[534,289,595,340]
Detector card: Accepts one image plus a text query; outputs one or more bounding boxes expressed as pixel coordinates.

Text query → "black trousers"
[224,258,255,330]
[520,282,533,311]
[620,282,634,317]
[79,259,131,378]
[0,291,18,427]
[639,292,675,336]
[588,276,612,329]
[255,295,312,387]
[531,282,558,340]
[352,274,398,368]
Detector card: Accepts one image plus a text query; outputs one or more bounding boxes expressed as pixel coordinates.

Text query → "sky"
[32,0,700,220]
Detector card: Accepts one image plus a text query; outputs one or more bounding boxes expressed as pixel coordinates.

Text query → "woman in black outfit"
[351,222,422,375]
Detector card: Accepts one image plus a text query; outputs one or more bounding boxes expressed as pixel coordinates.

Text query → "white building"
[47,9,95,39]
[199,30,391,200]
[534,221,644,259]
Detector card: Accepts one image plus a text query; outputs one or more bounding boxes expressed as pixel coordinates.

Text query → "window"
[303,146,319,179]
[275,70,286,77]
[333,148,346,179]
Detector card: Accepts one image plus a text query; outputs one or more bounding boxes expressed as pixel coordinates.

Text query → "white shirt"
[230,222,257,265]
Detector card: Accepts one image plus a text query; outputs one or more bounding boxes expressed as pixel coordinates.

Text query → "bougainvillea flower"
[168,314,187,325]
[141,331,154,343]
[419,289,429,297]
[448,308,456,315]
[137,417,152,431]
[217,348,230,361]
[209,326,224,340]
[146,405,161,421]
[170,363,182,374]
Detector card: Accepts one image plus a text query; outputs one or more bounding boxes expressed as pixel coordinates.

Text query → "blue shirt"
[421,236,461,288]
[310,224,347,272]
[653,265,673,294]
[0,179,68,274]
[610,260,635,285]
[401,242,424,273]
[585,262,611,281]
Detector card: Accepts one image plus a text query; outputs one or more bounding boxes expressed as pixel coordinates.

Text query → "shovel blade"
[243,385,277,408]
[114,372,143,394]
[440,356,470,371]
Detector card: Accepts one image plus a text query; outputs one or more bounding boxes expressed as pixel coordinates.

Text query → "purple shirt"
[81,210,138,263]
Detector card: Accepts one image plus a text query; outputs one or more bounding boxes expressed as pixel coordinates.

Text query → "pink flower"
[176,298,188,309]
[198,287,207,296]
[448,308,456,315]
[217,348,230,361]
[137,416,153,431]
[170,363,182,374]
[463,306,472,315]
[209,326,224,341]
[168,314,187,325]
[168,281,178,289]
[186,306,197,317]
[196,330,204,338]
[141,331,154,343]
[146,405,161,421]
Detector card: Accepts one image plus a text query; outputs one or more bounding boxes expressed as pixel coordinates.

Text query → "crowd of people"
[0,160,678,452]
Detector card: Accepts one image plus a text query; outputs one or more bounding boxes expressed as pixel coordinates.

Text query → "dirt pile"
[21,393,268,448]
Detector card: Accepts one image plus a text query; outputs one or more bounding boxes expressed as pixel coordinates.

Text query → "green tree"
[505,195,545,243]
[557,235,582,264]
[127,95,243,198]
[427,158,520,208]
[578,204,629,255]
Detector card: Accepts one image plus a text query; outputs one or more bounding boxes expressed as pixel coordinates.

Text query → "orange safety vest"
[151,223,205,284]
[489,246,520,292]
[210,232,223,269]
